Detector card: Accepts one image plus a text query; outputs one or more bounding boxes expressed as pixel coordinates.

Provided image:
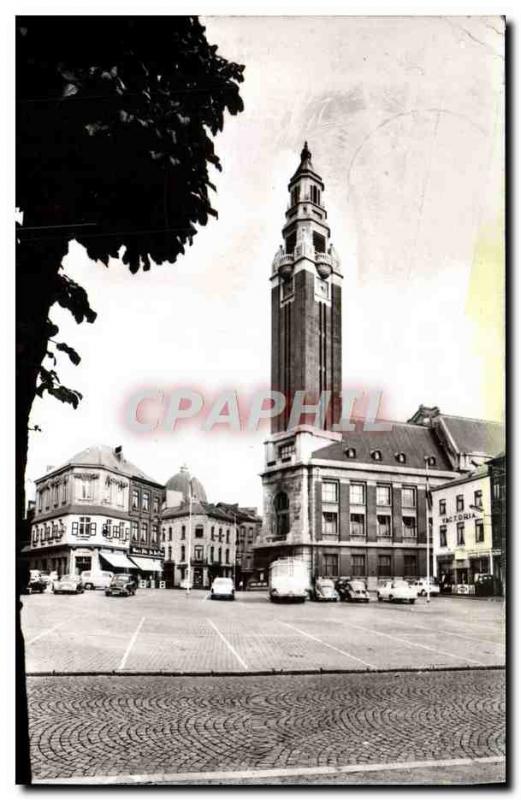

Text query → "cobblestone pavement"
[28,669,505,783]
[22,590,506,674]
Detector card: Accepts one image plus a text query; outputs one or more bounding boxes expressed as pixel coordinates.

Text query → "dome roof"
[165,465,207,503]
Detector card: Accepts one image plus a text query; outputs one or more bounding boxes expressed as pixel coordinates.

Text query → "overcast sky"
[25,16,505,511]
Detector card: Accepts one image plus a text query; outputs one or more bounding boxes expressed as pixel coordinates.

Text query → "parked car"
[105,574,136,597]
[410,578,440,597]
[27,572,48,593]
[81,570,114,590]
[377,580,417,604]
[53,574,84,595]
[474,574,499,597]
[210,577,235,601]
[336,578,370,603]
[312,577,339,601]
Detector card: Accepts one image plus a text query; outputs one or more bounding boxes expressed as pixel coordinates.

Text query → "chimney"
[114,445,123,460]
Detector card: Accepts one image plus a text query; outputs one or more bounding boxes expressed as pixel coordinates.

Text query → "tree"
[16,16,244,782]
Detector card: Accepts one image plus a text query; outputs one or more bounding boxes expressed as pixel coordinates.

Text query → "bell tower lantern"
[271,143,343,432]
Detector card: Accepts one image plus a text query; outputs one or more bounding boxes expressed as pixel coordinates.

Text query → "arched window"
[371,449,382,461]
[345,447,356,459]
[395,452,406,464]
[274,491,290,539]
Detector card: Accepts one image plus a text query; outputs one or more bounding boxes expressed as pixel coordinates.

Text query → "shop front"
[129,555,164,587]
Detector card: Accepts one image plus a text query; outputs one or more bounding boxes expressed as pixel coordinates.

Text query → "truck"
[269,558,309,603]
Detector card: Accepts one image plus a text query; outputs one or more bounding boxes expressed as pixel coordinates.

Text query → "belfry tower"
[271,143,343,432]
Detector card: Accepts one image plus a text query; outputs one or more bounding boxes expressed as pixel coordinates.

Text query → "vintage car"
[53,574,84,594]
[410,578,440,597]
[81,570,114,590]
[336,578,370,603]
[27,571,48,594]
[210,577,235,601]
[105,574,137,597]
[377,579,417,604]
[312,577,339,602]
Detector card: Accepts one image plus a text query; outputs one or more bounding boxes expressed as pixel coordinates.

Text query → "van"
[269,558,309,603]
[81,570,114,590]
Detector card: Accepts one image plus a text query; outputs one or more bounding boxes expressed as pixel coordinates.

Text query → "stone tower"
[270,143,342,432]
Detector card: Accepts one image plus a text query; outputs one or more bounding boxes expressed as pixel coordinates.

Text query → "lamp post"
[424,456,432,604]
[186,487,192,596]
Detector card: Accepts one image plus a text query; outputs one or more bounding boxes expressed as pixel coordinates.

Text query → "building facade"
[256,146,505,588]
[215,503,263,587]
[432,466,496,590]
[161,467,238,589]
[27,445,163,578]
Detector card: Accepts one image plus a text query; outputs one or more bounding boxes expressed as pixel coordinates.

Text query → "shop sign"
[441,512,478,525]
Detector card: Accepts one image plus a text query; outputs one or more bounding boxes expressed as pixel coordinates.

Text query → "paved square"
[22,589,505,674]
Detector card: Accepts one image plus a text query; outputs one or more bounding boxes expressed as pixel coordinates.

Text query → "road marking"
[206,619,248,670]
[27,621,65,646]
[424,628,504,647]
[348,622,485,666]
[279,621,376,669]
[33,755,505,785]
[118,617,145,671]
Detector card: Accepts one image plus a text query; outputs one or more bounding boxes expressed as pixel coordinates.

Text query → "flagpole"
[424,456,431,604]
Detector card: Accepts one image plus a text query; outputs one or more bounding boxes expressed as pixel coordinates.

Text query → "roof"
[438,415,505,457]
[431,464,490,492]
[289,141,323,186]
[40,445,161,486]
[165,466,207,503]
[311,422,454,471]
[162,500,237,523]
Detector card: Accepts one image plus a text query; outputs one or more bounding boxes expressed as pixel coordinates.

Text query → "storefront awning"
[130,556,163,572]
[100,550,135,569]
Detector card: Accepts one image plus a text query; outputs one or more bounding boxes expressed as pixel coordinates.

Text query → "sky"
[25,15,505,512]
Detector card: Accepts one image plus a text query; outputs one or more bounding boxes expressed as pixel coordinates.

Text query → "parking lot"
[22,588,505,674]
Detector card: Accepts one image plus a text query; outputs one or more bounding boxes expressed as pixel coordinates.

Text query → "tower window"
[313,232,326,253]
[290,186,300,207]
[274,491,290,539]
[310,185,321,205]
[285,232,296,254]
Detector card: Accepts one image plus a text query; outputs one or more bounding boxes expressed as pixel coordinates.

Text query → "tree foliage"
[17,15,244,408]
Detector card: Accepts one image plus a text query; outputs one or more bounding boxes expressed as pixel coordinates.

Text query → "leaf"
[55,342,81,365]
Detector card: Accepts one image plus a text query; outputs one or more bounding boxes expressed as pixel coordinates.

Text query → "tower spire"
[270,145,343,432]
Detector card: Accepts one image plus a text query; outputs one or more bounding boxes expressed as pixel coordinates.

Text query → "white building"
[431,464,499,589]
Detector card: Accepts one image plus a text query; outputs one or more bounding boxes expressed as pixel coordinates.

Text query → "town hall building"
[254,144,505,588]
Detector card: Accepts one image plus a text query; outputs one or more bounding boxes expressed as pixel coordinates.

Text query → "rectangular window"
[376,485,391,506]
[350,513,365,538]
[168,526,173,542]
[402,516,417,538]
[181,525,186,540]
[350,483,365,505]
[116,484,124,507]
[226,530,230,543]
[377,514,391,538]
[219,528,223,542]
[132,489,139,510]
[167,546,172,561]
[78,516,91,537]
[141,521,148,541]
[211,526,215,541]
[377,555,392,578]
[196,526,204,539]
[457,522,465,546]
[152,524,159,542]
[439,499,446,515]
[194,545,203,561]
[132,521,139,541]
[475,519,484,543]
[403,555,417,577]
[279,442,295,460]
[181,545,186,562]
[351,554,366,577]
[323,554,339,577]
[80,481,91,501]
[322,511,338,535]
[402,487,416,508]
[440,525,447,547]
[322,481,338,503]
[61,480,68,504]
[456,495,464,512]
[37,491,43,512]
[153,495,160,514]
[142,491,149,512]
[474,490,483,510]
[52,485,58,505]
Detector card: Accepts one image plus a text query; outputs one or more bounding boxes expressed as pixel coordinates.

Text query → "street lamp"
[185,486,193,597]
[424,456,432,604]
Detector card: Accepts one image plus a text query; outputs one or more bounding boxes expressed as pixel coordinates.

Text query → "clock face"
[317,278,329,299]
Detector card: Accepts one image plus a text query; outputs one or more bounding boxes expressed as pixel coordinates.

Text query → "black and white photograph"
[8,4,508,789]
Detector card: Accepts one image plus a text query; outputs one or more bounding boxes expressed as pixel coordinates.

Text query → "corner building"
[256,145,505,588]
